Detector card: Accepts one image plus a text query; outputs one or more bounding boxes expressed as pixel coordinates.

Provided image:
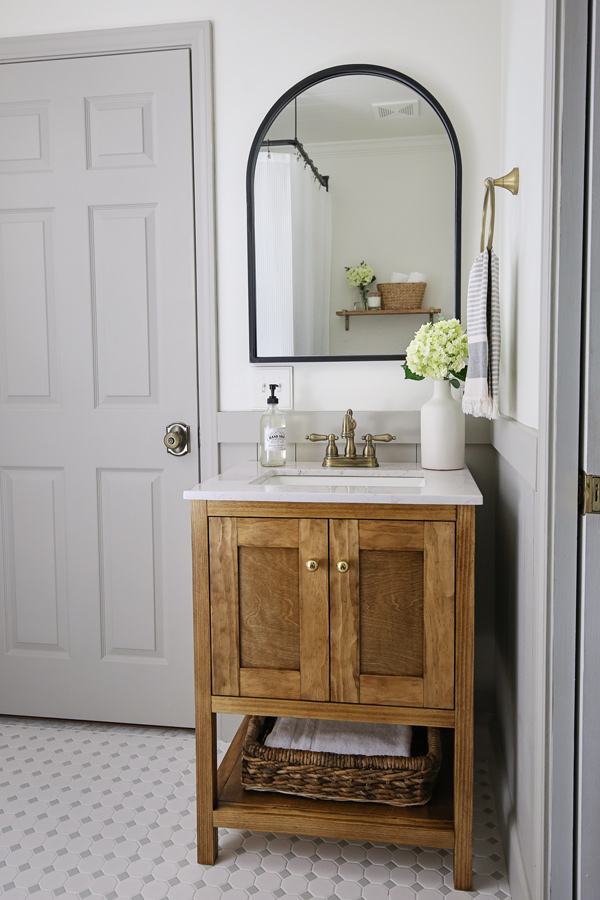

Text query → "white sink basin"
[252,471,426,488]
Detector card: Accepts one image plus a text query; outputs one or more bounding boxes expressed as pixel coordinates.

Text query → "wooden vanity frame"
[191,500,475,891]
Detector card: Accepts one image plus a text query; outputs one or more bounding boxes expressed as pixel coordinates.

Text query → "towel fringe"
[462,396,499,419]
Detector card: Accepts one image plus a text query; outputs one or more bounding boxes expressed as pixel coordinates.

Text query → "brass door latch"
[579,470,600,515]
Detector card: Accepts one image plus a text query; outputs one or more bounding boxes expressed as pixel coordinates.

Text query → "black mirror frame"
[247,64,462,363]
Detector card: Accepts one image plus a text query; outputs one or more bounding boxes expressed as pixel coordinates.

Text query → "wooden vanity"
[186,463,481,891]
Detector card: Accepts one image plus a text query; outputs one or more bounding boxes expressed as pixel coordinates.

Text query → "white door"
[0,49,201,726]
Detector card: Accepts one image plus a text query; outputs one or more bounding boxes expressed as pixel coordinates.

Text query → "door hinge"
[579,470,600,515]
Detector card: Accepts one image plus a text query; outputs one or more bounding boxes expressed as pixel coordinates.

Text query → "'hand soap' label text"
[264,427,286,451]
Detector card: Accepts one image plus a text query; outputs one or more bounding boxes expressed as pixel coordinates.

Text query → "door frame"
[574,0,600,896]
[0,21,219,480]
[543,0,589,897]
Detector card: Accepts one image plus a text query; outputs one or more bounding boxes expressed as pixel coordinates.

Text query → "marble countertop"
[184,461,483,505]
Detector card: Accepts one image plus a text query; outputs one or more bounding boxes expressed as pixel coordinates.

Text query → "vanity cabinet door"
[329,518,455,709]
[208,516,329,701]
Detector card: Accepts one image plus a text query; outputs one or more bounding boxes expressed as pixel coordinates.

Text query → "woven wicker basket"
[377,282,427,310]
[241,717,442,807]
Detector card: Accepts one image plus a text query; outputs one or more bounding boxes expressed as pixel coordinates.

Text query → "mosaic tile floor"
[0,717,511,900]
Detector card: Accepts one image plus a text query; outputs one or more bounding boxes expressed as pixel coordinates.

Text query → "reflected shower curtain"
[255,152,332,356]
[255,154,294,356]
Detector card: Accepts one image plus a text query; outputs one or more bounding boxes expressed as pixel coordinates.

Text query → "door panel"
[209,516,329,702]
[330,518,455,709]
[359,548,424,676]
[239,546,300,670]
[0,49,202,725]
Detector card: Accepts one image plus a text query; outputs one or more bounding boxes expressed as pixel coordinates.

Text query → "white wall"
[0,0,503,413]
[498,0,551,429]
[321,140,455,357]
[490,1,555,898]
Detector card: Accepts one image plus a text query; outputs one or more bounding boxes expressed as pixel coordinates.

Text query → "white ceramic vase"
[420,379,465,470]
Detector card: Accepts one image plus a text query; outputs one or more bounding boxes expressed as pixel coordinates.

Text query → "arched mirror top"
[247,64,462,362]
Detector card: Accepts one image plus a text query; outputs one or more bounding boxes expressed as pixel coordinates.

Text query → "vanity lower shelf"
[214,717,455,849]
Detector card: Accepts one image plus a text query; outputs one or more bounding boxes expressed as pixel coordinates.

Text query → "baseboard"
[486,719,533,900]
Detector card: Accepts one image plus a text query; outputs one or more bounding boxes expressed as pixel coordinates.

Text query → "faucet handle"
[361,433,396,460]
[306,433,339,461]
[365,433,397,443]
[306,433,339,442]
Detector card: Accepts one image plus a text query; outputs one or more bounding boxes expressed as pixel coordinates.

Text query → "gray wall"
[489,418,540,900]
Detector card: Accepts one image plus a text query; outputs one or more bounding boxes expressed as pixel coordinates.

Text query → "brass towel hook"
[480,167,519,253]
[481,178,496,252]
[493,167,520,195]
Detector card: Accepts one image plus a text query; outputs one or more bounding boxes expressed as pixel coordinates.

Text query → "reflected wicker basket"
[241,716,442,807]
[377,282,427,310]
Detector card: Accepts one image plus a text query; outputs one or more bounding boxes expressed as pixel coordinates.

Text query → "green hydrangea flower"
[345,262,375,288]
[404,318,468,385]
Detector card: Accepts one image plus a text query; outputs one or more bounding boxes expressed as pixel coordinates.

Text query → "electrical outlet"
[250,367,293,409]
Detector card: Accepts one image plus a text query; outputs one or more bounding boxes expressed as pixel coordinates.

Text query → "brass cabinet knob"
[306,559,319,571]
[336,560,349,573]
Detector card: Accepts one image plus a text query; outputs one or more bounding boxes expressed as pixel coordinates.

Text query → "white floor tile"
[0,717,511,899]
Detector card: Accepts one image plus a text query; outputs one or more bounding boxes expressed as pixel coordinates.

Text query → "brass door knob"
[336,560,349,573]
[164,431,184,451]
[306,559,319,572]
[164,422,191,456]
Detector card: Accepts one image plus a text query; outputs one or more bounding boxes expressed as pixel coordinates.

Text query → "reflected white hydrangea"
[405,318,468,381]
[345,262,375,288]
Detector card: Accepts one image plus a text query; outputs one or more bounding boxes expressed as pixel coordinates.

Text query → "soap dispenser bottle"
[260,383,286,467]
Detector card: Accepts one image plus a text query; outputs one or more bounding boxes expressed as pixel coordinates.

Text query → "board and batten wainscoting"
[491,415,540,900]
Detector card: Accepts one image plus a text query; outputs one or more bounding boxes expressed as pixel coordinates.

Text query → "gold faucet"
[306,409,396,467]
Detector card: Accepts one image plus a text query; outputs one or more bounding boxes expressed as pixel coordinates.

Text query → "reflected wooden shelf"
[336,308,441,330]
[213,717,455,850]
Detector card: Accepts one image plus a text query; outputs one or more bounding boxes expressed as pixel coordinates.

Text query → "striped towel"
[462,248,500,418]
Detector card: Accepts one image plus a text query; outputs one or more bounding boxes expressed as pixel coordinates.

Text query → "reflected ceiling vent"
[372,99,420,119]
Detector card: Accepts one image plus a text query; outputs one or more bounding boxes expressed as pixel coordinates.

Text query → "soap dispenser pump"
[260,383,286,467]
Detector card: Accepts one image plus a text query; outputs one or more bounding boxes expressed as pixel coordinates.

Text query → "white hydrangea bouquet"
[345,261,376,308]
[403,318,468,388]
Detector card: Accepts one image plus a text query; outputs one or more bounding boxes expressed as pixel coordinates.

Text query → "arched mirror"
[247,64,462,362]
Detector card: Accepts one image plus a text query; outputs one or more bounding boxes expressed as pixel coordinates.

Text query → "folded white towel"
[407,271,427,283]
[390,272,408,283]
[263,717,413,758]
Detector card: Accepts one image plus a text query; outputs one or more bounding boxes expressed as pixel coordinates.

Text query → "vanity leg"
[192,500,218,864]
[196,708,218,864]
[453,716,473,890]
[453,505,475,891]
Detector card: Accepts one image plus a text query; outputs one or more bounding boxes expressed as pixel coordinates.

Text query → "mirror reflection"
[248,67,461,362]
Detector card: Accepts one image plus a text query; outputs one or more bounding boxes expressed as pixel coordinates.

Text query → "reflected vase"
[354,286,368,310]
[420,379,465,470]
